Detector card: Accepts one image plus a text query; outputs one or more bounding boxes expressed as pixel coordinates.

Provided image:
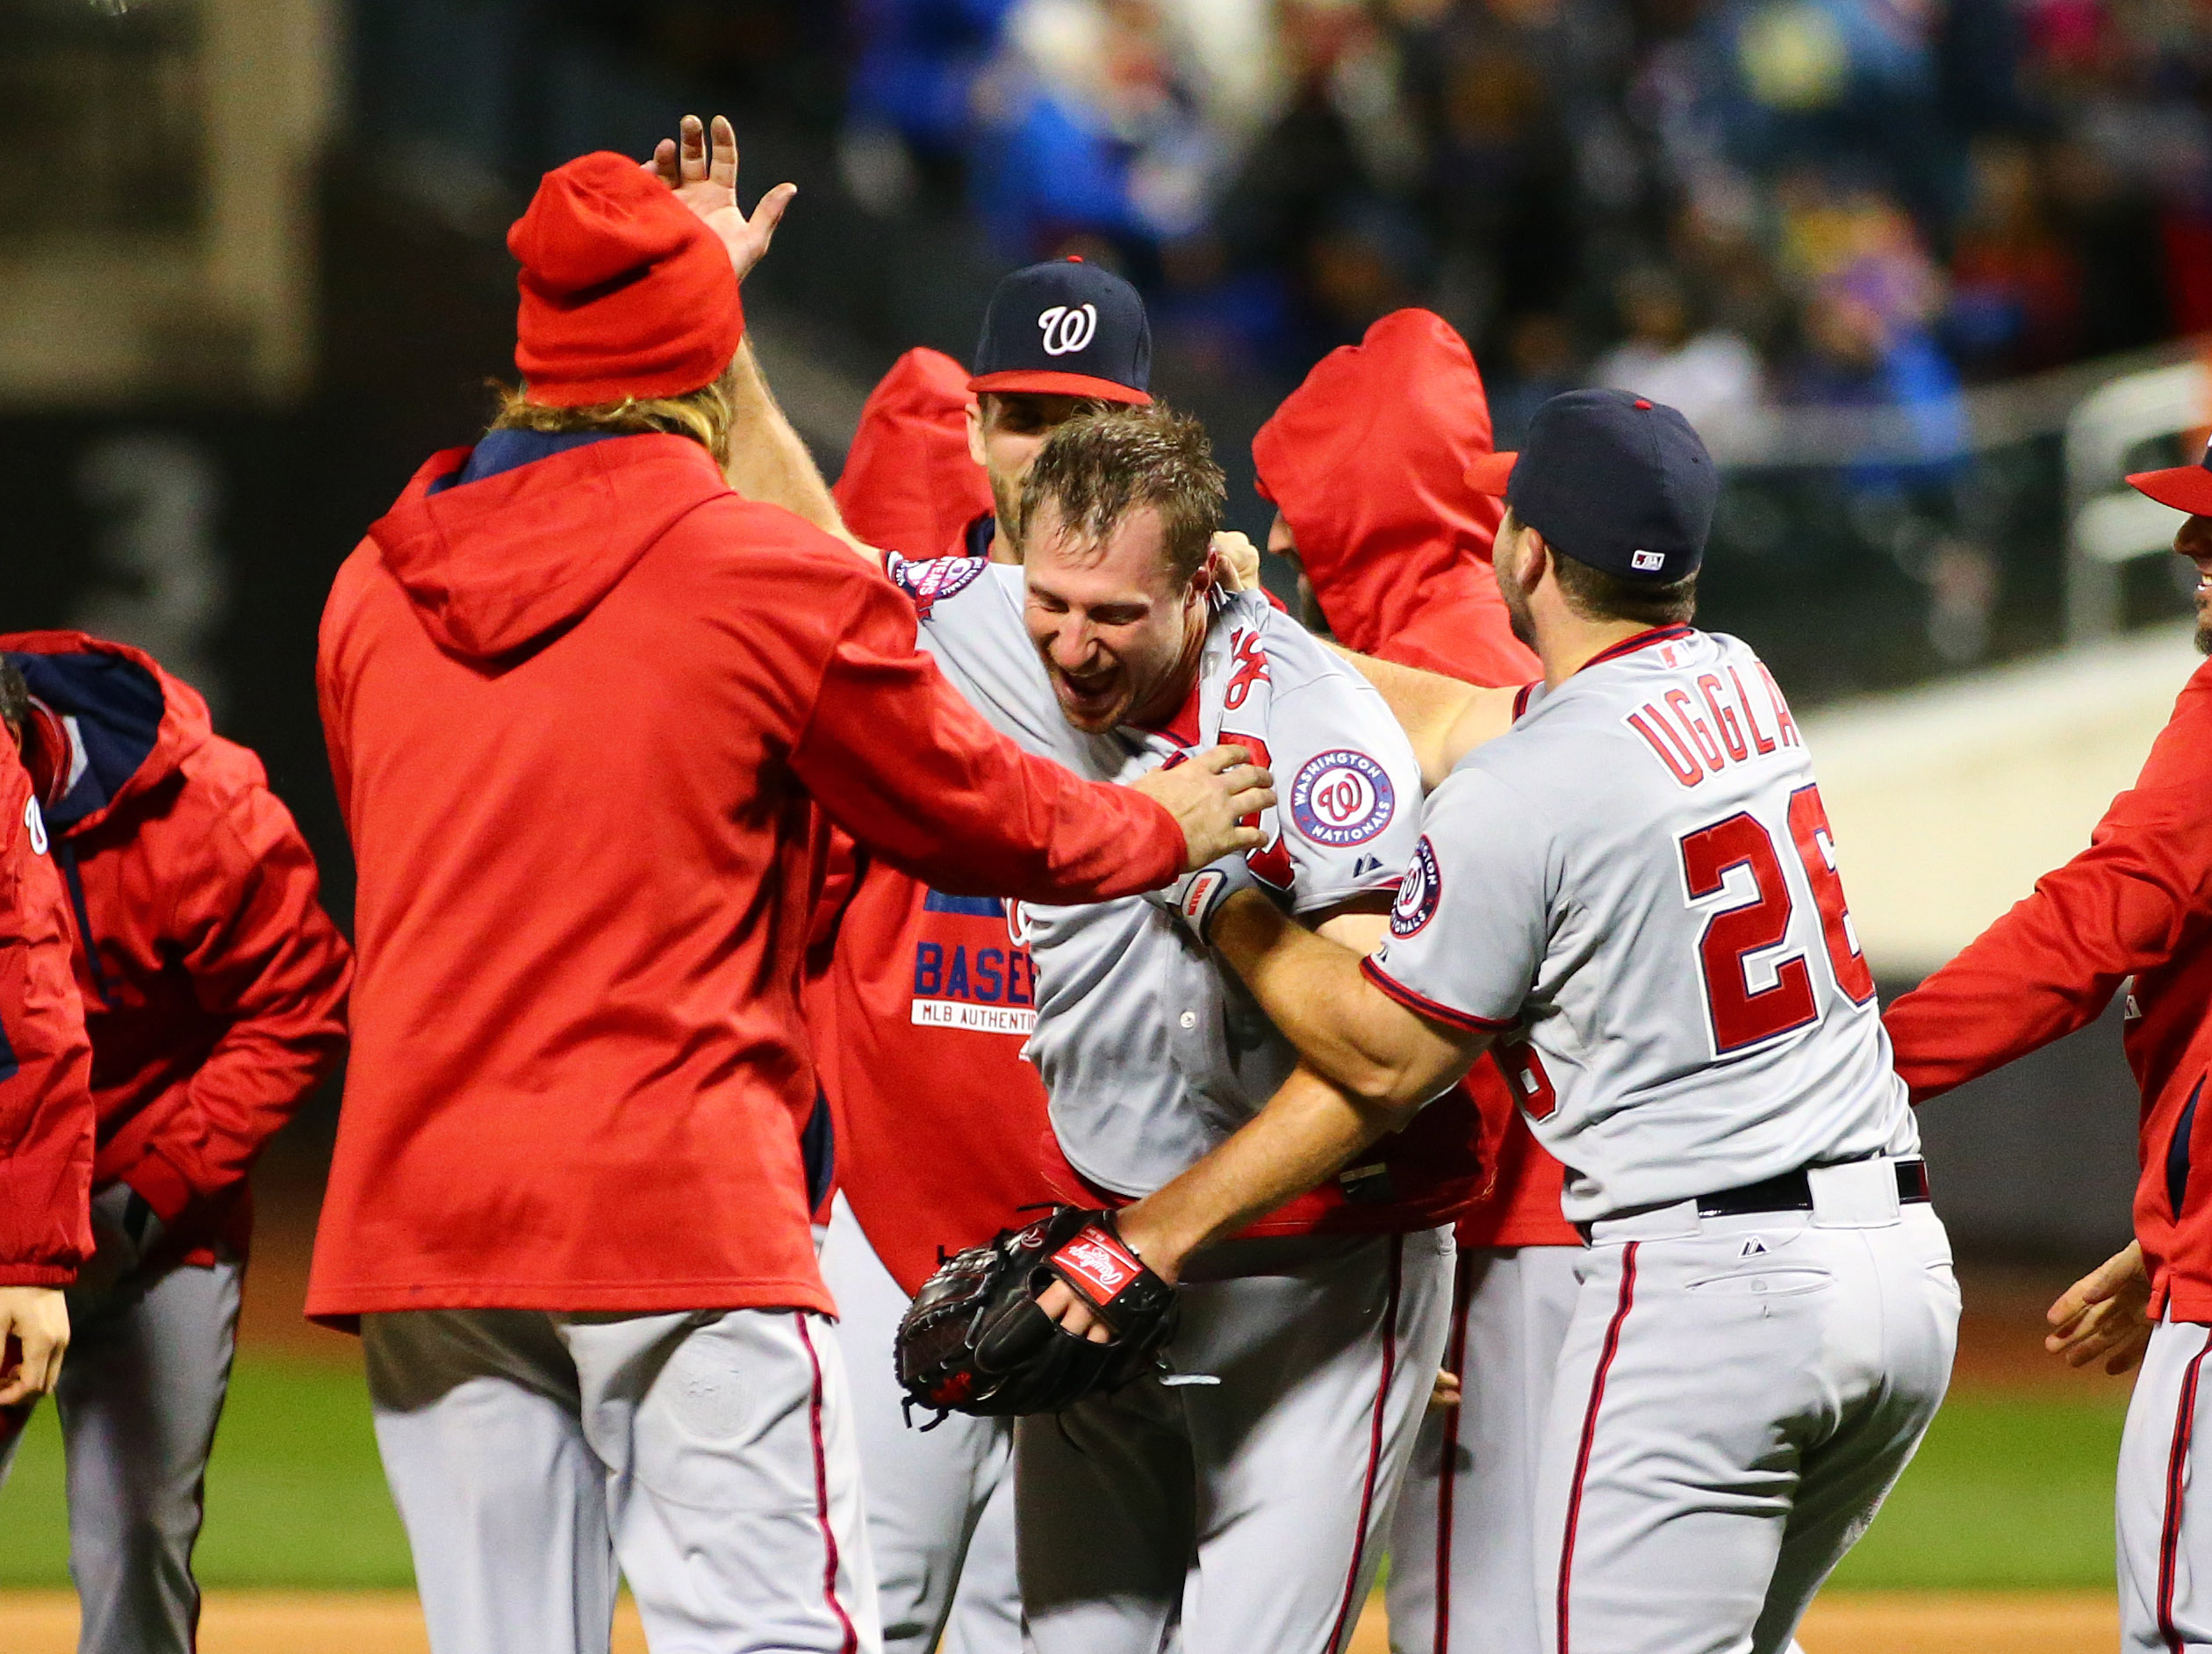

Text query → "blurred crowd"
[841,0,2212,431]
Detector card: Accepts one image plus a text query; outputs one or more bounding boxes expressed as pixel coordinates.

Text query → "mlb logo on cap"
[970,257,1153,406]
[1466,388,1717,582]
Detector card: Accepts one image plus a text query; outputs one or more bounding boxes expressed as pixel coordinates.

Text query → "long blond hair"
[491,362,736,468]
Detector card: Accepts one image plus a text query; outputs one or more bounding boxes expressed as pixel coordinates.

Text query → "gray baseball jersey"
[1366,624,1917,1224]
[884,555,1421,1196]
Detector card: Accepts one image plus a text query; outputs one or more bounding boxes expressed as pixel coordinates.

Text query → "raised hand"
[643,113,796,285]
[1211,530,1263,594]
[1131,745,1275,873]
[2045,1239,2151,1376]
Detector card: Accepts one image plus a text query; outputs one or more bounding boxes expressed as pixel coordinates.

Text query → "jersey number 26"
[1679,783,1876,1055]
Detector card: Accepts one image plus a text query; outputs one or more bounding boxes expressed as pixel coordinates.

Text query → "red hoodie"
[312,431,1182,1322]
[1253,308,1575,1250]
[831,348,996,563]
[0,742,94,1286]
[1885,656,2212,1320]
[813,353,1055,1293]
[0,633,351,1267]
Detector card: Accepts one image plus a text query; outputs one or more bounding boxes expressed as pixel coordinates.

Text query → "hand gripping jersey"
[887,555,1478,1222]
[1366,625,1919,1222]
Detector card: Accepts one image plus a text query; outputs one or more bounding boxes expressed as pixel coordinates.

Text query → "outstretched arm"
[1329,649,1519,790]
[1041,898,1484,1336]
[647,114,880,560]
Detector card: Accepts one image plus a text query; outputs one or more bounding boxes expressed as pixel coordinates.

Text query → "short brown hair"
[492,360,737,468]
[1016,406,1224,587]
[1551,548,1698,628]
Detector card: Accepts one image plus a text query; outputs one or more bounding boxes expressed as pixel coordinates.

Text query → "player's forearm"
[1212,892,1452,1105]
[724,341,876,560]
[1885,831,2187,1099]
[1118,1065,1414,1277]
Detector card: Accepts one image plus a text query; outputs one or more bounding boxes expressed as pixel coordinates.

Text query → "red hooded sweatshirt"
[1253,308,1575,1250]
[0,742,94,1286]
[1885,656,2212,1320]
[312,431,1182,1321]
[810,351,1054,1292]
[0,633,351,1267]
[831,348,996,564]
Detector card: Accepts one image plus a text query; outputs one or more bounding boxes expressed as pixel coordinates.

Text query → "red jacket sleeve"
[791,576,1182,902]
[1884,669,2212,1101]
[0,761,94,1285]
[109,755,353,1226]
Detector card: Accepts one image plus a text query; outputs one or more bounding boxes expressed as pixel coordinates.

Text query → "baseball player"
[1882,440,2212,1654]
[0,694,93,1418]
[0,634,351,1654]
[812,256,1158,1654]
[1066,389,1957,1654]
[873,406,1482,1654]
[1248,307,1582,1654]
[312,138,1268,1654]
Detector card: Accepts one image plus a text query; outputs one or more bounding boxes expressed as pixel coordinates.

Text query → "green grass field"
[0,1355,2129,1592]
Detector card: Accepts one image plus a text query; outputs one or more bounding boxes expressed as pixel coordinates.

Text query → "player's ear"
[1518,523,1554,592]
[966,396,989,468]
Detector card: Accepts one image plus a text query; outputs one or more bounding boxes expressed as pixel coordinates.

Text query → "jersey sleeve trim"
[1360,956,1517,1033]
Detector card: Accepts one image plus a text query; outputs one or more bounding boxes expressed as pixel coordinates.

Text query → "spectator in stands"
[1593,265,1763,430]
[1946,137,2083,378]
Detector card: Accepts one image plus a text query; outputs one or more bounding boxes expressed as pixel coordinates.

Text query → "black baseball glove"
[894,1205,1181,1420]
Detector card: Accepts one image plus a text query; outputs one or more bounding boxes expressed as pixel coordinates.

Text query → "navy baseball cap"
[969,256,1153,406]
[2128,435,2212,516]
[1467,388,1717,581]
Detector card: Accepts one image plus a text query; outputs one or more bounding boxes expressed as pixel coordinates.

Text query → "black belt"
[1697,1159,1930,1219]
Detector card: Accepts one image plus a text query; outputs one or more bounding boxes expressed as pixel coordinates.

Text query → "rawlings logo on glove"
[894,1206,1181,1420]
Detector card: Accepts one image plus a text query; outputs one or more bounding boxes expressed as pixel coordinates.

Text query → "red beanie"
[507,152,745,407]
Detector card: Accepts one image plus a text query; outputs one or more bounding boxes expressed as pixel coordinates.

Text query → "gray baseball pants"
[0,1255,241,1654]
[1537,1176,1957,1654]
[1016,1226,1454,1654]
[821,1194,1021,1654]
[363,1304,878,1654]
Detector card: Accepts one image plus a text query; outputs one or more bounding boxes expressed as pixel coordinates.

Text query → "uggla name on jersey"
[1623,661,1801,788]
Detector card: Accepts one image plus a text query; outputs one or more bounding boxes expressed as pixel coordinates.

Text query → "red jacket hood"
[1253,310,1535,685]
[368,433,732,661]
[834,348,995,559]
[0,630,213,837]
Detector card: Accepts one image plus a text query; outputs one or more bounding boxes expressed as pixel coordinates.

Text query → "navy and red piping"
[1558,1241,1639,1654]
[1576,624,1694,675]
[2159,1331,2211,1653]
[1327,1234,1404,1653]
[1361,958,1516,1033]
[795,1316,861,1654]
[1432,1255,1476,1654]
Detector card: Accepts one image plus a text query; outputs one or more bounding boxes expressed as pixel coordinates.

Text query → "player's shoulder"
[883,551,1021,623]
[1237,595,1401,720]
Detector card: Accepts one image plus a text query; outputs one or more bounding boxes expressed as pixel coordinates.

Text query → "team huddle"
[4,108,2212,1654]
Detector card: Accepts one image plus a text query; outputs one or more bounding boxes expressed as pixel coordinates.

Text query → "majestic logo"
[1631,549,1666,572]
[1038,303,1099,356]
[1053,1228,1141,1303]
[1290,750,1395,848]
[1389,836,1442,938]
[887,553,985,619]
[23,797,46,858]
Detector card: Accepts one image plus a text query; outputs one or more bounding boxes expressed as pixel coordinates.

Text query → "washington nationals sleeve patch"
[1390,836,1443,937]
[886,553,987,619]
[1289,749,1396,847]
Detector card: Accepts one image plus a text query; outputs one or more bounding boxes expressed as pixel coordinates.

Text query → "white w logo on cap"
[1038,304,1098,356]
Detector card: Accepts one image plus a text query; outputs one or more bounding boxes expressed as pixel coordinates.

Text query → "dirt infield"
[0,1588,2122,1652]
